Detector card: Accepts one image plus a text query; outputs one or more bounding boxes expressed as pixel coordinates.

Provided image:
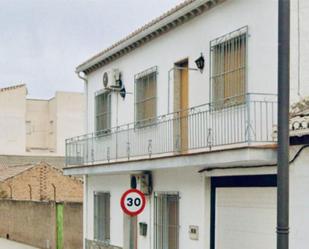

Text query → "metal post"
[277,1,290,249]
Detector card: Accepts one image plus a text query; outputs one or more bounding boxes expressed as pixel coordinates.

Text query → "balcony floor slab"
[64,145,277,176]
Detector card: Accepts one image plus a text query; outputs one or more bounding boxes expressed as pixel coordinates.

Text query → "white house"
[64,1,309,249]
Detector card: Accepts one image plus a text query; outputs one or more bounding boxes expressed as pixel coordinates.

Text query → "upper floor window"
[135,66,157,126]
[210,27,247,108]
[94,192,110,242]
[95,91,111,132]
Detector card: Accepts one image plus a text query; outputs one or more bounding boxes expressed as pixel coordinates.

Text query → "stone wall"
[0,200,82,249]
[0,200,56,249]
[63,202,83,249]
[85,239,122,249]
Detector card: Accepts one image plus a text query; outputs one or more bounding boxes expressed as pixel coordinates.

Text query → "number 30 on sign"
[120,189,146,216]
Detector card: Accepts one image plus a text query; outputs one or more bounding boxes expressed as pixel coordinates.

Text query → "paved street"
[0,238,38,249]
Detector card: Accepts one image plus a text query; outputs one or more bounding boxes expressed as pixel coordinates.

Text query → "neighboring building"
[0,84,85,156]
[0,154,65,170]
[63,1,309,249]
[0,162,83,202]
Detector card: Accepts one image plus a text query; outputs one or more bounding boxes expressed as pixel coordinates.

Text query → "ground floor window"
[94,192,110,242]
[154,192,179,249]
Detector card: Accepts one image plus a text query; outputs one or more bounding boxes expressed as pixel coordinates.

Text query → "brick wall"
[0,162,83,202]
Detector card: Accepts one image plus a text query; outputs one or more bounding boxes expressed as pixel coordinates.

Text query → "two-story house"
[64,1,309,249]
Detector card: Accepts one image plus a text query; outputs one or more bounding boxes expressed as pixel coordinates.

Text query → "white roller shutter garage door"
[215,187,276,249]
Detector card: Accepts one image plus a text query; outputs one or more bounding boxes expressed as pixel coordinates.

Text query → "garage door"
[215,187,276,249]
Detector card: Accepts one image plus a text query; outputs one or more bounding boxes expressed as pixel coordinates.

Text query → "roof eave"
[76,0,220,74]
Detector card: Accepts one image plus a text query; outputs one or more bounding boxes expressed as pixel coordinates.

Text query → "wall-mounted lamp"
[195,53,205,72]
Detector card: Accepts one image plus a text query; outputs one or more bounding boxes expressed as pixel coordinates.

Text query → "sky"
[0,0,183,99]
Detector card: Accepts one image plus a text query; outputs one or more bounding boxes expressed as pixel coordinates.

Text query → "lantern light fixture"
[195,53,205,72]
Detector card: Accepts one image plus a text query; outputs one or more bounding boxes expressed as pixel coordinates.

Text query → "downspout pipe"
[277,1,290,249]
[76,71,88,249]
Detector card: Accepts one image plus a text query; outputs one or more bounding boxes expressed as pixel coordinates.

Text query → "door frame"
[210,174,277,249]
[174,58,189,152]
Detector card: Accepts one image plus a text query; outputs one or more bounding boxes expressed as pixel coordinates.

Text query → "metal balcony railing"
[65,93,277,166]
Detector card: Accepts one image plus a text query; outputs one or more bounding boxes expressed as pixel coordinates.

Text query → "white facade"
[64,1,309,249]
[0,85,27,155]
[85,0,279,132]
[0,84,85,156]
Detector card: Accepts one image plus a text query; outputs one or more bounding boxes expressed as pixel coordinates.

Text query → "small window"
[26,121,32,135]
[154,193,179,249]
[49,120,54,135]
[94,192,110,242]
[210,27,247,108]
[95,92,111,132]
[135,67,157,127]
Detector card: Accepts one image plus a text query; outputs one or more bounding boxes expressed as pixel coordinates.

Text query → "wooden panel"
[180,61,188,152]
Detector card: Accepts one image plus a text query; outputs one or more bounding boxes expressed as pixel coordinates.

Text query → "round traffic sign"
[120,189,146,216]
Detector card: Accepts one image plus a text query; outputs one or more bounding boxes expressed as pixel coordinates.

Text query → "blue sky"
[0,0,182,98]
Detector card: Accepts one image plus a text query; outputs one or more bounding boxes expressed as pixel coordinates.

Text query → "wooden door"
[173,59,189,152]
[179,61,188,152]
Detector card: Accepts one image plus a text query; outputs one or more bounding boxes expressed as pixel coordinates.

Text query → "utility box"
[139,222,148,236]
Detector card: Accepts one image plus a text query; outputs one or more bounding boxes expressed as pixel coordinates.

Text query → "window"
[210,27,247,107]
[49,120,54,135]
[26,121,32,135]
[154,193,179,249]
[94,192,110,242]
[135,67,157,126]
[95,92,111,132]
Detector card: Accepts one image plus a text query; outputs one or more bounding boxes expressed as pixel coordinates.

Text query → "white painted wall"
[81,0,309,248]
[0,86,27,155]
[54,91,86,154]
[290,0,309,104]
[289,146,309,249]
[86,167,209,249]
[26,92,85,155]
[85,0,279,134]
[0,86,85,156]
[85,146,309,249]
[86,174,130,247]
[26,99,50,151]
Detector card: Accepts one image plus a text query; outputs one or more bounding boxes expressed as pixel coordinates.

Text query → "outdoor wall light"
[195,53,205,72]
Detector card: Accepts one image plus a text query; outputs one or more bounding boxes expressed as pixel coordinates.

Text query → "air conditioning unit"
[130,172,152,195]
[103,69,121,88]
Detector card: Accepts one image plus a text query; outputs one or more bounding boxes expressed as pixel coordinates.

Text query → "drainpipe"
[77,72,89,249]
[83,175,88,249]
[277,1,290,249]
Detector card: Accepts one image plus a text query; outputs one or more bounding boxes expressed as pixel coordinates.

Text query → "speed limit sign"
[120,189,146,216]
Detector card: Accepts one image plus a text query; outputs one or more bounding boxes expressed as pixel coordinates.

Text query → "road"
[0,238,38,249]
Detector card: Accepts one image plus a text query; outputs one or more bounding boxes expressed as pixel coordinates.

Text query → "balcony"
[65,93,277,167]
